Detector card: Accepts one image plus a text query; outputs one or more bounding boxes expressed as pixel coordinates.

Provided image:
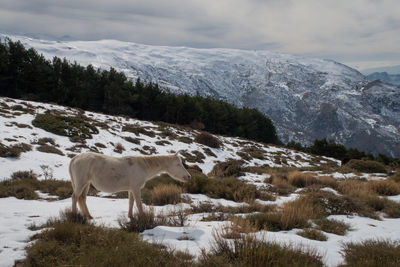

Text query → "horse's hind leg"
[128,191,135,218]
[72,183,85,214]
[78,183,93,219]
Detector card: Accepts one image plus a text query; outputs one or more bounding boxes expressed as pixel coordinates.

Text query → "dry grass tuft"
[287,171,318,187]
[367,180,400,196]
[314,218,351,236]
[269,176,296,196]
[118,207,164,233]
[345,159,387,173]
[149,184,183,205]
[208,159,243,178]
[200,229,323,266]
[340,239,400,267]
[297,228,328,241]
[113,142,126,153]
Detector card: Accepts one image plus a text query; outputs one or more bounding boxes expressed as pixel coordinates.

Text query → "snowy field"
[1,97,399,267]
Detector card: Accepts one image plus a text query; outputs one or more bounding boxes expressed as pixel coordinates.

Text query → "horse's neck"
[142,155,171,180]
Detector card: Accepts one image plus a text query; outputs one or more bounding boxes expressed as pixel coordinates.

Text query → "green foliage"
[32,113,98,139]
[0,38,279,145]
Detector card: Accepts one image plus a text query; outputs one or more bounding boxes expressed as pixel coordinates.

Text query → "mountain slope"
[366,72,400,85]
[4,34,400,157]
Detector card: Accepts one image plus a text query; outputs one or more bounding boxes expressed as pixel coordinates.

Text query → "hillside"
[366,72,400,85]
[4,34,400,158]
[1,97,400,266]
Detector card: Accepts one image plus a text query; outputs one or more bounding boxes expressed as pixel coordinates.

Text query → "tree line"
[0,38,279,144]
[287,139,399,166]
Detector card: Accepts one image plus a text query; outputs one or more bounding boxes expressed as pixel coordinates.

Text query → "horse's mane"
[135,154,175,170]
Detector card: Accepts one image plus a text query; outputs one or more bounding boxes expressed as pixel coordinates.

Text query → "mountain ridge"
[3,34,400,157]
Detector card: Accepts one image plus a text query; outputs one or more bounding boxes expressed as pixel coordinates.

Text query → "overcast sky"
[1,0,399,71]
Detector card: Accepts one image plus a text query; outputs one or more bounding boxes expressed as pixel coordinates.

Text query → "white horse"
[69,152,191,218]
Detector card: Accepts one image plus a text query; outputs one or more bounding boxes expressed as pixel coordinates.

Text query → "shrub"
[243,197,315,231]
[37,144,65,156]
[200,231,323,267]
[367,180,400,196]
[183,171,272,202]
[122,124,155,138]
[287,171,318,187]
[341,239,400,267]
[0,171,72,200]
[345,159,387,173]
[314,218,351,235]
[297,229,328,241]
[337,179,370,198]
[118,207,168,233]
[269,176,296,196]
[23,215,190,266]
[123,136,141,145]
[0,142,32,158]
[94,142,107,148]
[240,146,266,160]
[389,172,400,183]
[146,184,183,205]
[114,142,125,154]
[208,159,243,178]
[32,113,99,139]
[194,131,222,148]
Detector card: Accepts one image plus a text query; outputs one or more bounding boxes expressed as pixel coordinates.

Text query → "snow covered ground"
[1,97,399,267]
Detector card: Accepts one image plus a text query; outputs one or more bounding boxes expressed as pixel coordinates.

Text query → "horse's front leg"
[128,191,135,218]
[133,188,144,215]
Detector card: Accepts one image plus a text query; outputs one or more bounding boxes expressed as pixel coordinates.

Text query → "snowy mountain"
[366,72,400,85]
[3,34,400,157]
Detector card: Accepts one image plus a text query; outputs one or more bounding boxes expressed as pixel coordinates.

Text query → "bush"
[118,207,168,233]
[341,239,400,267]
[0,171,72,200]
[146,184,183,205]
[314,218,351,235]
[32,113,98,139]
[243,197,315,231]
[208,159,243,178]
[200,231,323,266]
[287,171,318,187]
[268,176,296,196]
[37,144,65,156]
[0,142,32,158]
[367,180,400,196]
[114,142,125,154]
[194,131,222,148]
[345,159,387,173]
[23,214,191,266]
[297,229,328,241]
[183,170,273,202]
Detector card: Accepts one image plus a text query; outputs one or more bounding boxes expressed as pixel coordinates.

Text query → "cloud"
[1,0,399,69]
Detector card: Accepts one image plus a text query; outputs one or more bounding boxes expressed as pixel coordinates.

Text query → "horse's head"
[166,153,191,183]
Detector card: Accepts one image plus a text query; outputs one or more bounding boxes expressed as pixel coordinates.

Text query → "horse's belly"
[91,173,130,193]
